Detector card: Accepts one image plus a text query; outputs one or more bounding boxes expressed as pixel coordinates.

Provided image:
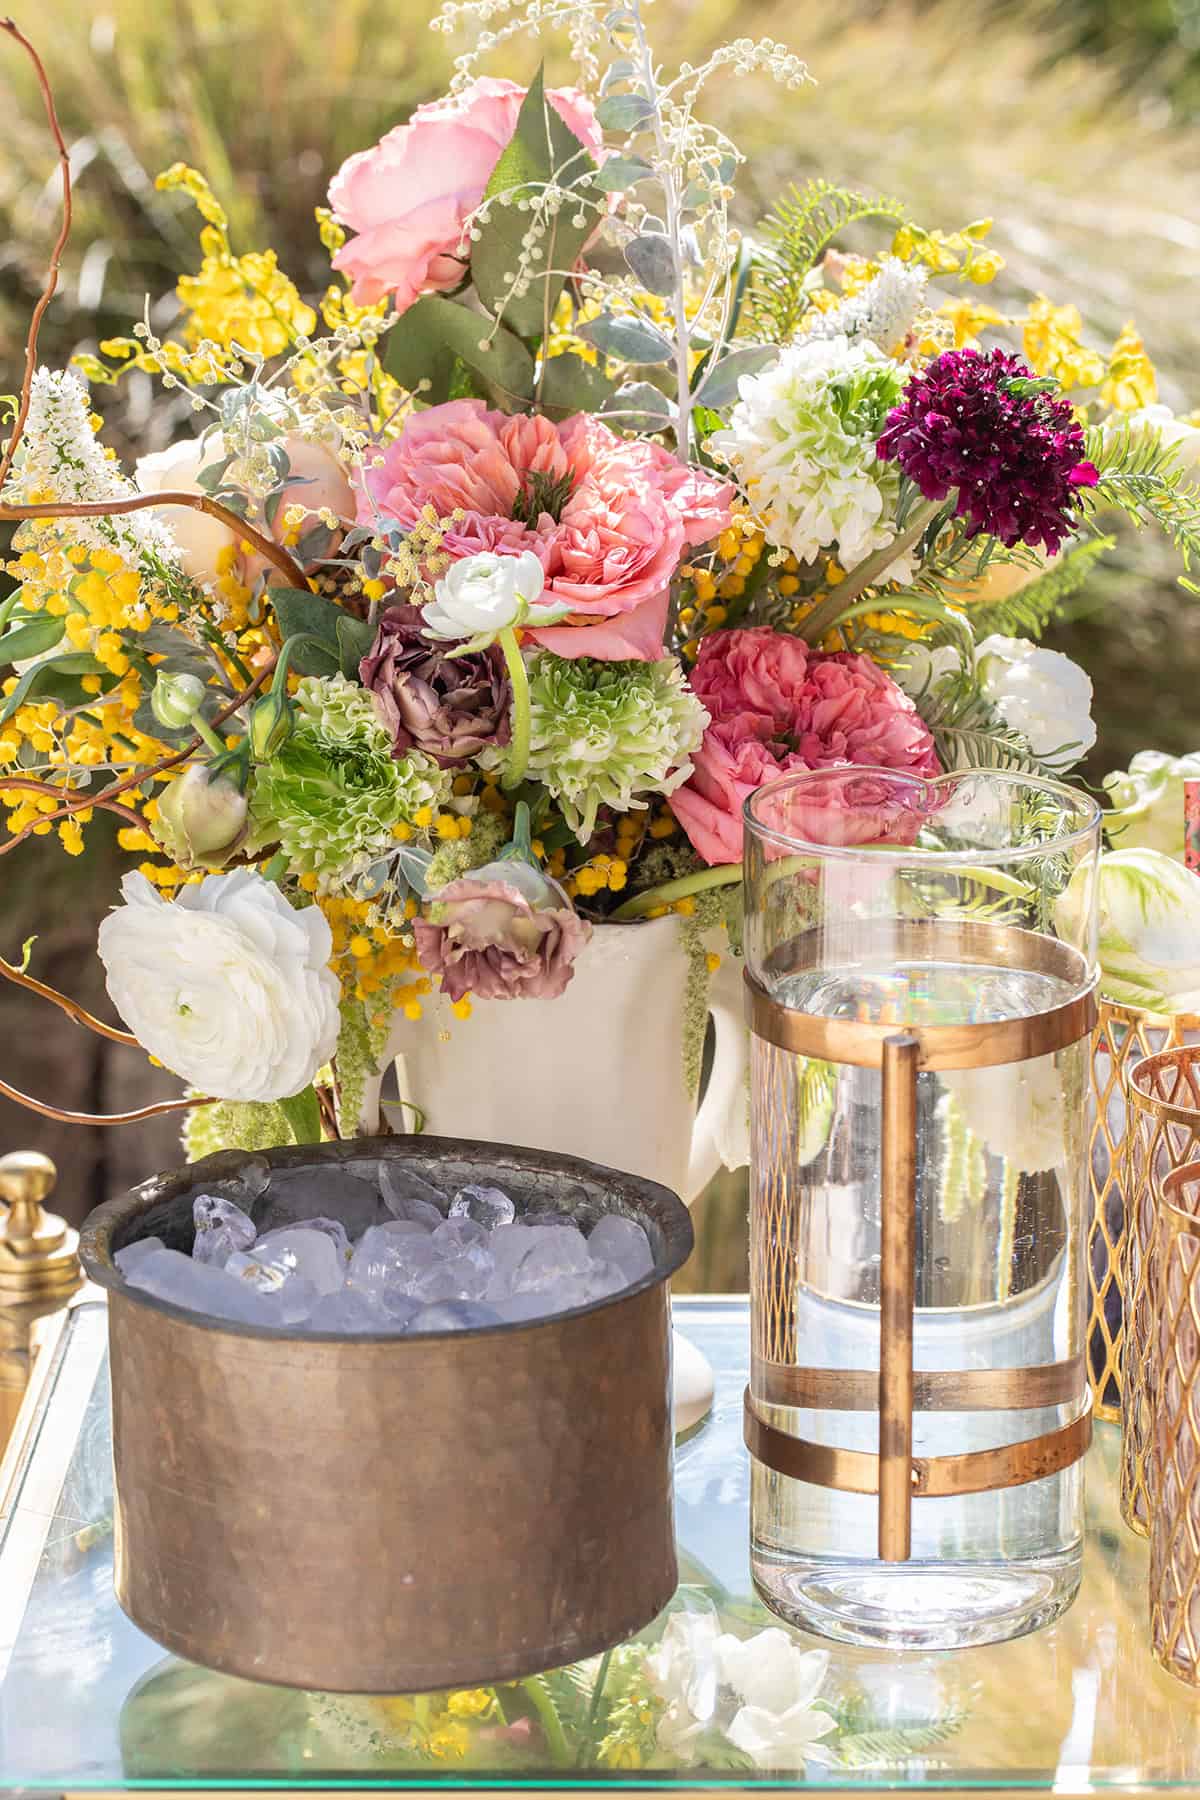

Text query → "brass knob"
[0,1151,81,1301]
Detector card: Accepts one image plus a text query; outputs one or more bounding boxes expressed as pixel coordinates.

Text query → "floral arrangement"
[1,5,1199,1139]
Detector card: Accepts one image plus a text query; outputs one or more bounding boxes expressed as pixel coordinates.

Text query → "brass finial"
[0,1150,81,1301]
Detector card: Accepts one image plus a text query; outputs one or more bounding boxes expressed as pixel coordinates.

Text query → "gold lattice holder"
[1150,1163,1200,1685]
[1120,1050,1200,1536]
[1087,1002,1200,1423]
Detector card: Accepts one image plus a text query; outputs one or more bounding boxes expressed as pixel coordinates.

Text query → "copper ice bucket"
[81,1136,692,1694]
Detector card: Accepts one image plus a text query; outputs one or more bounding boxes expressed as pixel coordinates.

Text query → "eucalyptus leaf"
[270,587,345,673]
[383,294,534,409]
[0,613,66,668]
[396,842,436,899]
[596,92,656,131]
[623,232,676,297]
[695,344,781,408]
[600,59,636,92]
[0,589,21,635]
[0,652,107,726]
[579,312,673,364]
[336,612,377,680]
[602,381,676,430]
[593,155,654,193]
[539,350,618,419]
[469,67,599,341]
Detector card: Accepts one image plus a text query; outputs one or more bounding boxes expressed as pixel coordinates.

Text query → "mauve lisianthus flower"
[413,860,592,1002]
[328,78,603,312]
[875,347,1099,553]
[359,606,511,766]
[671,628,941,865]
[357,399,734,661]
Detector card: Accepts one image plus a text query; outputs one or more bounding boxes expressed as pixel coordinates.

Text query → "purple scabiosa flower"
[876,347,1099,552]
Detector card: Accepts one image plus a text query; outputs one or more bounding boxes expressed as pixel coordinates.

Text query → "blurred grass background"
[0,0,1197,1251]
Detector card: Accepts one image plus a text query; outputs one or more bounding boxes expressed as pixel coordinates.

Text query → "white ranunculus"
[1103,749,1200,861]
[421,550,569,645]
[973,634,1096,771]
[718,1632,834,1770]
[98,869,341,1101]
[1056,848,1200,1015]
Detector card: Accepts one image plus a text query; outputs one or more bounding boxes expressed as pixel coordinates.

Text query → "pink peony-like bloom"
[670,628,941,865]
[328,78,603,312]
[358,400,734,661]
[412,862,592,1002]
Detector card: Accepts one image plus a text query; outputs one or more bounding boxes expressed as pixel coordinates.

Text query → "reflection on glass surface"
[1,1298,1199,1789]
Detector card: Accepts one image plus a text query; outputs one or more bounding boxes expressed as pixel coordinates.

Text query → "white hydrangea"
[710,335,912,574]
[6,368,178,566]
[802,257,928,355]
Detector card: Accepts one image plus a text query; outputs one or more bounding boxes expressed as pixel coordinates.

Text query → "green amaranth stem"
[611,863,743,921]
[498,626,531,791]
[797,498,945,645]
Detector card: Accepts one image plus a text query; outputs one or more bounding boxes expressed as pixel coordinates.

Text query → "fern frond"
[918,679,1062,777]
[746,180,910,344]
[966,533,1117,640]
[835,1711,966,1769]
[1082,421,1200,582]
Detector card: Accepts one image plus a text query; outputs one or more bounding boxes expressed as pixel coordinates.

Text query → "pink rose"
[357,400,734,661]
[670,629,941,865]
[328,78,604,312]
[412,862,592,1002]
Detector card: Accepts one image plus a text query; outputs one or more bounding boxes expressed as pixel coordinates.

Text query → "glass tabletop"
[0,1294,1198,1791]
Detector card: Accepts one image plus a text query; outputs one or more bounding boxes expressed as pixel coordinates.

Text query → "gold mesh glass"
[1151,1162,1200,1686]
[1087,1003,1200,1423]
[1121,1049,1200,1536]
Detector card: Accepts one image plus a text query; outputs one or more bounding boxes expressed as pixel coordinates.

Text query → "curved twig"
[0,19,72,491]
[0,776,145,832]
[0,953,139,1046]
[0,1073,212,1127]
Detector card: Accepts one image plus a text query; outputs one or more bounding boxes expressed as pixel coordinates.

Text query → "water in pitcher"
[749,958,1089,1650]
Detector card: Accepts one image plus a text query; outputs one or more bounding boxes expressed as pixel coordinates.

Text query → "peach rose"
[328,78,604,313]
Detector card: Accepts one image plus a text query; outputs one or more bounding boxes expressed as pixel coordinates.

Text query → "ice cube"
[349,1224,439,1295]
[586,1258,629,1300]
[410,1258,476,1304]
[449,1184,516,1229]
[186,1151,271,1207]
[122,1246,272,1327]
[409,1299,502,1332]
[259,1276,321,1327]
[432,1218,487,1254]
[587,1214,654,1284]
[253,1168,383,1239]
[114,1236,166,1277]
[511,1226,592,1293]
[306,1289,389,1334]
[244,1227,344,1296]
[258,1214,351,1265]
[379,1163,447,1227]
[191,1194,257,1268]
[490,1291,557,1324]
[378,1291,421,1330]
[226,1249,286,1294]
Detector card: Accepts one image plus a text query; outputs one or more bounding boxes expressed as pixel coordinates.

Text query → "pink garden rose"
[412,862,592,1002]
[670,629,941,865]
[358,400,734,660]
[328,78,604,312]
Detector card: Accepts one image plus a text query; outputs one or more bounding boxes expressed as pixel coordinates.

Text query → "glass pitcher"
[743,767,1100,1650]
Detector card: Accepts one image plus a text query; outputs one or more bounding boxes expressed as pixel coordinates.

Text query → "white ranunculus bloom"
[973,634,1096,771]
[98,870,341,1102]
[1103,749,1200,861]
[1057,848,1200,1015]
[718,1632,834,1769]
[421,550,569,644]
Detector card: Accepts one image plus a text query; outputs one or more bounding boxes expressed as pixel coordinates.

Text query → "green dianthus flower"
[248,674,450,886]
[495,654,708,842]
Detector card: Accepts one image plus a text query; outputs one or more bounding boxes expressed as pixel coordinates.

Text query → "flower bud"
[151,670,206,732]
[152,765,249,868]
[249,688,295,762]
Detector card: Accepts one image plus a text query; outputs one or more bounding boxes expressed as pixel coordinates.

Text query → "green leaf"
[594,155,654,193]
[596,92,655,131]
[336,612,377,680]
[383,294,534,409]
[624,232,676,297]
[269,588,342,676]
[0,652,106,725]
[0,589,23,635]
[278,1085,323,1146]
[695,344,780,408]
[470,67,600,341]
[602,380,675,430]
[0,613,66,667]
[539,350,618,419]
[579,312,673,364]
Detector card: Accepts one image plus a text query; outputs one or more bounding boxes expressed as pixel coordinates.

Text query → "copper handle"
[879,1033,919,1562]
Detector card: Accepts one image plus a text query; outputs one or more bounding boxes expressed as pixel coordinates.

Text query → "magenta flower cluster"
[875,347,1099,553]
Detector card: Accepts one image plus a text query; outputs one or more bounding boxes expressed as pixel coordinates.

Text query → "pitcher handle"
[686,955,749,1204]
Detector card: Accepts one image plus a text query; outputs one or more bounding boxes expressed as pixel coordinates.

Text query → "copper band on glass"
[751,1355,1086,1412]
